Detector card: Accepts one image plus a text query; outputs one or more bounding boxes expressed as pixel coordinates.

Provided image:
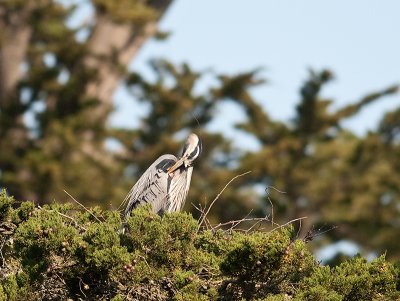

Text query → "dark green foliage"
[0,0,171,207]
[1,193,400,300]
[124,206,205,270]
[232,69,400,259]
[14,204,82,277]
[2,0,400,261]
[219,229,316,300]
[297,256,399,301]
[0,190,14,220]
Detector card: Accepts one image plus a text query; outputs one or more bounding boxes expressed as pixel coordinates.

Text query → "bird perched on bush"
[122,133,202,222]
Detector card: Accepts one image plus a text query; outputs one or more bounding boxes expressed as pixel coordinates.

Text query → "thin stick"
[268,196,274,225]
[269,216,308,233]
[227,209,253,232]
[55,273,67,285]
[267,196,280,227]
[196,197,211,230]
[38,205,87,231]
[192,202,208,226]
[246,215,269,233]
[265,185,286,226]
[304,224,338,243]
[79,278,87,298]
[296,218,302,239]
[137,254,151,268]
[0,238,5,267]
[63,190,101,223]
[198,171,251,229]
[117,192,130,212]
[193,202,213,231]
[317,225,338,237]
[265,186,287,195]
[213,216,270,230]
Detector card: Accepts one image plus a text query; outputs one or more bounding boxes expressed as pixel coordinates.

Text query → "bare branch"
[265,186,287,195]
[270,216,308,233]
[0,5,33,100]
[63,190,102,223]
[296,218,302,239]
[212,215,270,231]
[198,171,251,229]
[265,185,287,227]
[78,278,88,299]
[84,1,173,108]
[0,238,5,267]
[38,205,87,231]
[193,202,212,231]
[303,224,338,243]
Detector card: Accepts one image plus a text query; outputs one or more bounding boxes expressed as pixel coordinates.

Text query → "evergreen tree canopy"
[1,0,400,262]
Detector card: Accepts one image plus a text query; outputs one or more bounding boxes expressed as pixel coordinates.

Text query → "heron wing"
[123,154,177,217]
[165,166,193,212]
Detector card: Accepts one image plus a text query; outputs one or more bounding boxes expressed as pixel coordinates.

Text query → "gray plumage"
[122,133,201,221]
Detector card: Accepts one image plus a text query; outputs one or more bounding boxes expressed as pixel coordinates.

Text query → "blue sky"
[108,0,400,146]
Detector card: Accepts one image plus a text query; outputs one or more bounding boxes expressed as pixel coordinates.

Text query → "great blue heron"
[122,133,202,222]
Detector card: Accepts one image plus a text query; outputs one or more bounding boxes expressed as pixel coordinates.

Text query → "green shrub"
[297,255,399,301]
[1,193,399,300]
[14,204,82,278]
[0,189,14,220]
[81,211,131,273]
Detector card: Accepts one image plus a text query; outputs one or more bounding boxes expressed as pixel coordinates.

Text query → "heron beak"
[167,157,185,174]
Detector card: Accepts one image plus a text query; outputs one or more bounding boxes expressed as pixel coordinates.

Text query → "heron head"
[167,133,202,173]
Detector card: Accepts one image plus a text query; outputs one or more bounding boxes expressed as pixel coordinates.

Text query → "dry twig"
[265,185,286,227]
[198,171,251,230]
[38,205,87,231]
[269,216,308,233]
[303,224,337,243]
[79,278,88,299]
[213,215,270,231]
[0,238,5,268]
[192,202,213,230]
[63,190,102,223]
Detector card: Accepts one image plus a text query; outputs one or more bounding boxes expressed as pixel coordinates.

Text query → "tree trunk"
[0,6,32,102]
[84,0,173,110]
[0,0,173,106]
